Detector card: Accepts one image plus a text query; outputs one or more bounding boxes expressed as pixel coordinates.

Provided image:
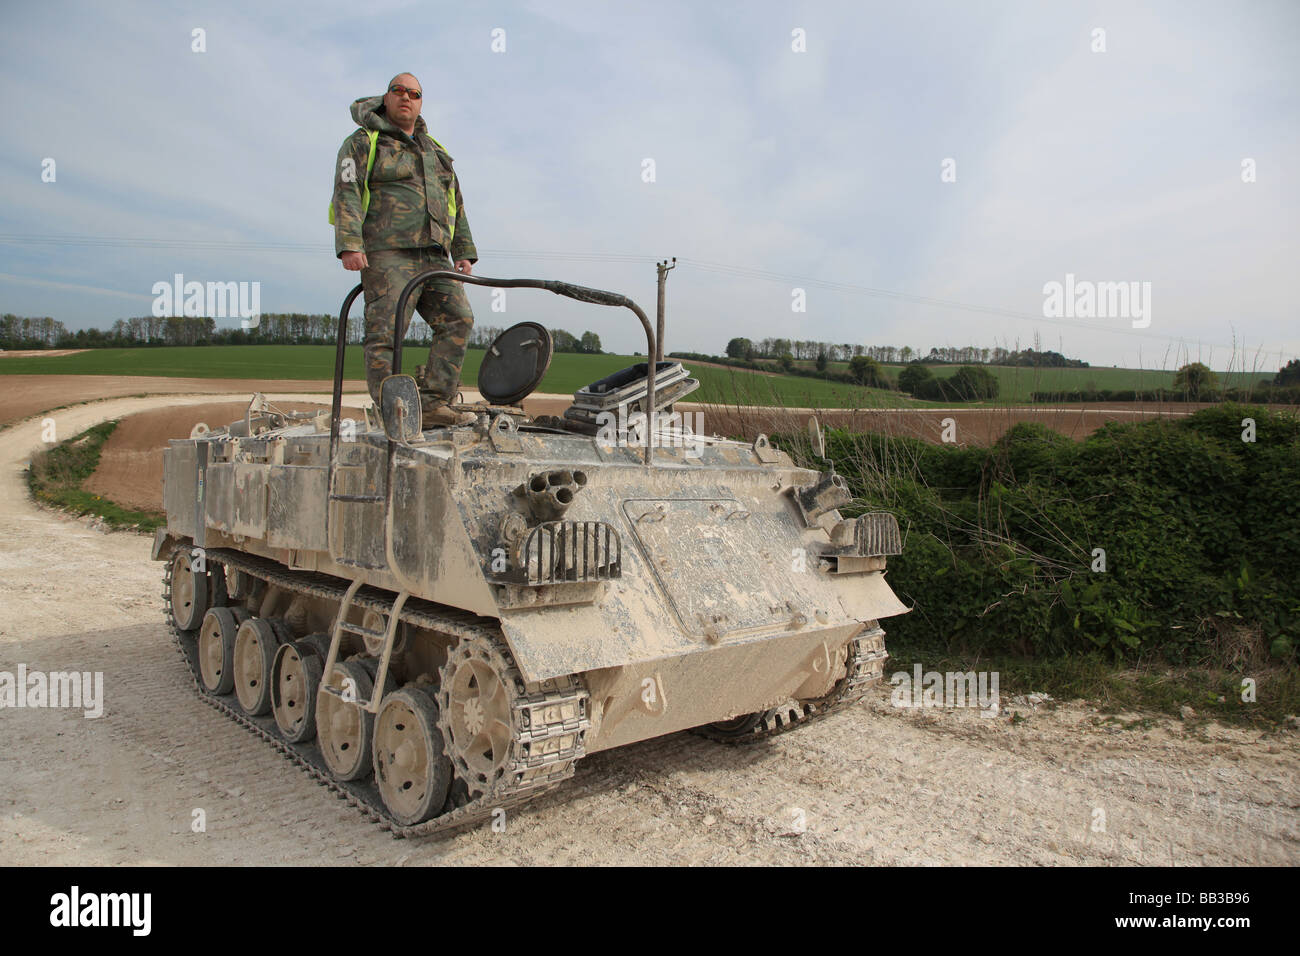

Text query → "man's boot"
[419,390,476,428]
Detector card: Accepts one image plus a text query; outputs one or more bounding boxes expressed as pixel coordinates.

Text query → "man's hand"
[454,259,473,275]
[341,251,369,271]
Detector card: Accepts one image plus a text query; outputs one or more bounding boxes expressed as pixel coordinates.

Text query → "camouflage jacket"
[331,95,477,263]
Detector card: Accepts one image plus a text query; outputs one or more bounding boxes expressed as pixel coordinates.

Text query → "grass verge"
[884,640,1300,731]
[26,420,166,532]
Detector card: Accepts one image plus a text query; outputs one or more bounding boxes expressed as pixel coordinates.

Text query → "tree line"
[1,313,603,353]
[1032,361,1300,404]
[725,337,1088,368]
[468,326,602,354]
[1,315,69,348]
[1,313,362,348]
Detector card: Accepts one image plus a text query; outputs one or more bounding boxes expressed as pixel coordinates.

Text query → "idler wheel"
[373,687,453,826]
[168,548,208,631]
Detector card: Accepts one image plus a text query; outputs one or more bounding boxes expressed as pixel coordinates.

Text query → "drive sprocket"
[435,634,589,799]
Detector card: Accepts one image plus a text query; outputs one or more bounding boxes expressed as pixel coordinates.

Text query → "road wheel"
[197,607,238,695]
[233,618,279,716]
[317,660,377,781]
[700,711,771,740]
[271,640,323,743]
[373,687,453,826]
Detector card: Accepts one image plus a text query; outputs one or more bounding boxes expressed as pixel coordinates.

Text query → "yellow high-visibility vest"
[328,130,457,240]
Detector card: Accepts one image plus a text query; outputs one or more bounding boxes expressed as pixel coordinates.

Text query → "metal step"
[340,621,385,640]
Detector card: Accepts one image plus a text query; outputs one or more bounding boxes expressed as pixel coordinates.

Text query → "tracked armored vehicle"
[156,272,908,836]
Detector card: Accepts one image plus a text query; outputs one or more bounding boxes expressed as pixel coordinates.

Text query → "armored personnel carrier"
[156,272,907,835]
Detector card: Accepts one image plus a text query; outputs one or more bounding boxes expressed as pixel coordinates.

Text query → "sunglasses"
[388,84,422,100]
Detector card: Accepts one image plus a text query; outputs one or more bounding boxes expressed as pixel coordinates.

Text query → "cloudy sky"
[1,0,1296,370]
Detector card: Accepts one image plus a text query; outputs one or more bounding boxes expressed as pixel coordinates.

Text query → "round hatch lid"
[477,322,553,405]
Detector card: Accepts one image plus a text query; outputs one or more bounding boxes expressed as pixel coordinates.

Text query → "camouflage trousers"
[360,247,474,404]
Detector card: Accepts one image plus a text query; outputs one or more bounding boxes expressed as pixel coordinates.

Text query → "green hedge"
[821,404,1300,664]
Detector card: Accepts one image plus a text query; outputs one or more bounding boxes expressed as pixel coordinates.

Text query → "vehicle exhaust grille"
[497,520,622,585]
[856,512,903,556]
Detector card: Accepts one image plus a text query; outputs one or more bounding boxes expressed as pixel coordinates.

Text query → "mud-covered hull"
[164,415,905,728]
[157,397,907,830]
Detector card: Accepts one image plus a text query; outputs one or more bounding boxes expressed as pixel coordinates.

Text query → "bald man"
[331,73,478,427]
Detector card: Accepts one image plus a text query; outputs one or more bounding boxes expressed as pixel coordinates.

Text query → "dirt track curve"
[0,394,1297,865]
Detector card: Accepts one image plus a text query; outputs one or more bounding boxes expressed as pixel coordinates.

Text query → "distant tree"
[1173,362,1219,399]
[551,328,580,353]
[779,351,795,372]
[947,365,999,400]
[848,355,886,388]
[1274,359,1300,387]
[579,331,602,354]
[815,351,828,372]
[468,325,505,349]
[898,362,933,395]
[725,337,754,359]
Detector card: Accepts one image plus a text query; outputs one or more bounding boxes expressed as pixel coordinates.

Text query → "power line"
[675,256,1293,358]
[0,234,656,263]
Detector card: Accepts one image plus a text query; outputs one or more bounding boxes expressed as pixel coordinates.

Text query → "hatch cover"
[477,322,553,405]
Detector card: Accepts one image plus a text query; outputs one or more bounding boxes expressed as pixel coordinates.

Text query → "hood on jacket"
[349,94,429,140]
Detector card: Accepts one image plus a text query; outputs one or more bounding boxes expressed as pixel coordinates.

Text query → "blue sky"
[0,0,1296,370]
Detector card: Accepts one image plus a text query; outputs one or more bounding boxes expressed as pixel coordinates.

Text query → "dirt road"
[1,396,1297,865]
[0,374,582,428]
[0,350,90,359]
[1,374,1228,450]
[84,401,367,513]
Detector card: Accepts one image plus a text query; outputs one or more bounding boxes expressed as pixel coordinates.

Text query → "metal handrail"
[388,270,659,465]
[329,283,365,468]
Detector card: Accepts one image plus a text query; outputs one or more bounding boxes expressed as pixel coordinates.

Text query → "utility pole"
[655,257,676,362]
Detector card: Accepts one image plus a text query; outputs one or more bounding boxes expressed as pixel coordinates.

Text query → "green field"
[0,346,913,408]
[764,358,1274,403]
[690,357,1196,404]
[883,363,1183,402]
[4,345,1259,406]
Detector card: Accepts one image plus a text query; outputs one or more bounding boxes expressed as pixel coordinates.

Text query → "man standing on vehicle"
[332,73,478,427]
